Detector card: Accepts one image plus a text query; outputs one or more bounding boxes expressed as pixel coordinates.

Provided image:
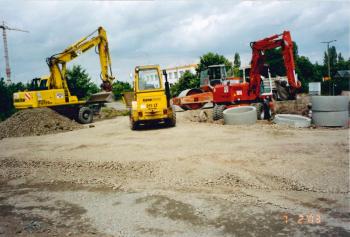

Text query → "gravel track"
[0,112,348,236]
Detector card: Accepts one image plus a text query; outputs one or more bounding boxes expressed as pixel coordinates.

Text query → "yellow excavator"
[13,26,115,123]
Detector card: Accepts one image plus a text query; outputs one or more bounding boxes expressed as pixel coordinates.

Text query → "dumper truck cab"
[129,65,176,130]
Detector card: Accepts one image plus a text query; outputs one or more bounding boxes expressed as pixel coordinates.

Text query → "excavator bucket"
[87,92,115,103]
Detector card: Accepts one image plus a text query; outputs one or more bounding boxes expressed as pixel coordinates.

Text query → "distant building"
[164,64,197,86]
[334,70,350,79]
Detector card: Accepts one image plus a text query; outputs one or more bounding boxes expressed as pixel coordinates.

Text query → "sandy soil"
[0,112,349,236]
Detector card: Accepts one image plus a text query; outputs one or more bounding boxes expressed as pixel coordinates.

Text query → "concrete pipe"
[273,114,311,128]
[223,106,257,125]
[311,96,349,112]
[312,111,349,128]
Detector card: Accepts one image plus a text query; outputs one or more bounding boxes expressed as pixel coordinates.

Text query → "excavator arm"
[249,31,301,97]
[46,27,115,95]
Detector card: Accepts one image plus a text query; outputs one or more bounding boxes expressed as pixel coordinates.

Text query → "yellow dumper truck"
[129,65,176,130]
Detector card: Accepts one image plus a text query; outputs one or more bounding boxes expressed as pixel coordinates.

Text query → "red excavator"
[172,31,302,120]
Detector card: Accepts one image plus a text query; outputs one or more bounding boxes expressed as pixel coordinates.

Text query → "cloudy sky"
[0,0,349,85]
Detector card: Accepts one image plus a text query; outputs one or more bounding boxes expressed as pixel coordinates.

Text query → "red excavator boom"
[249,31,301,96]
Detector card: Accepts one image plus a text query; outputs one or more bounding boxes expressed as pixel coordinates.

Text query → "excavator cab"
[29,77,48,91]
[200,64,228,87]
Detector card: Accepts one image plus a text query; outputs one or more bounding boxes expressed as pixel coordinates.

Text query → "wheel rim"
[83,111,90,119]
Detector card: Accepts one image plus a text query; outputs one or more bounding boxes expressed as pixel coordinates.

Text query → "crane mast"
[2,28,10,83]
[0,21,29,84]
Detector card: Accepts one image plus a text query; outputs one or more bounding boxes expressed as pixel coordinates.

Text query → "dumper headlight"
[13,93,19,99]
[131,101,137,110]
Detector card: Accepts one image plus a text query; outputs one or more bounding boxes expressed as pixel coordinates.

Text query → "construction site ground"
[0,111,349,236]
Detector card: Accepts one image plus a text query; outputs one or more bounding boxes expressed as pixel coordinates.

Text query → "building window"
[174,71,178,79]
[179,71,184,77]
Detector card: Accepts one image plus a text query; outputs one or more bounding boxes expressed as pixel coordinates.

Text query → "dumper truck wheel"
[213,105,225,120]
[130,118,139,130]
[78,107,93,124]
[167,107,176,127]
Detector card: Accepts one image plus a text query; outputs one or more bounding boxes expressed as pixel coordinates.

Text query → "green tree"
[170,71,198,97]
[66,65,99,99]
[321,46,350,95]
[295,56,321,92]
[112,81,132,100]
[264,41,325,92]
[170,52,233,97]
[0,78,27,121]
[323,46,338,71]
[233,52,241,77]
[197,52,232,74]
[338,52,344,63]
[265,42,299,77]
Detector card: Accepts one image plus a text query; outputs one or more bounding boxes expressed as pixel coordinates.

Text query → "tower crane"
[0,21,29,83]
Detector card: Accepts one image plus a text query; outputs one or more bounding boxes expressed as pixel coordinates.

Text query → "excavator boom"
[249,31,301,96]
[47,26,115,95]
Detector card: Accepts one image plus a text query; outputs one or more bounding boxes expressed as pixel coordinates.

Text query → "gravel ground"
[0,111,349,236]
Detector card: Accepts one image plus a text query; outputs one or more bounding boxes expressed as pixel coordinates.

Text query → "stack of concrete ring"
[311,96,349,128]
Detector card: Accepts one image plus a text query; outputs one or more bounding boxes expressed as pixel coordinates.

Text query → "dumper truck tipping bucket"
[122,92,134,108]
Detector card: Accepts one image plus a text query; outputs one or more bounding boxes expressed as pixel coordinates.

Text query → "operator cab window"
[208,66,225,86]
[138,69,161,91]
[39,79,48,90]
[30,78,48,91]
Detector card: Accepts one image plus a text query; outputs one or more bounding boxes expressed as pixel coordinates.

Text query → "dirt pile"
[274,94,310,115]
[0,108,82,139]
[180,109,224,124]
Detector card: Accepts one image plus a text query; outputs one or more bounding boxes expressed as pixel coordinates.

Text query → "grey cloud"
[0,0,349,85]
